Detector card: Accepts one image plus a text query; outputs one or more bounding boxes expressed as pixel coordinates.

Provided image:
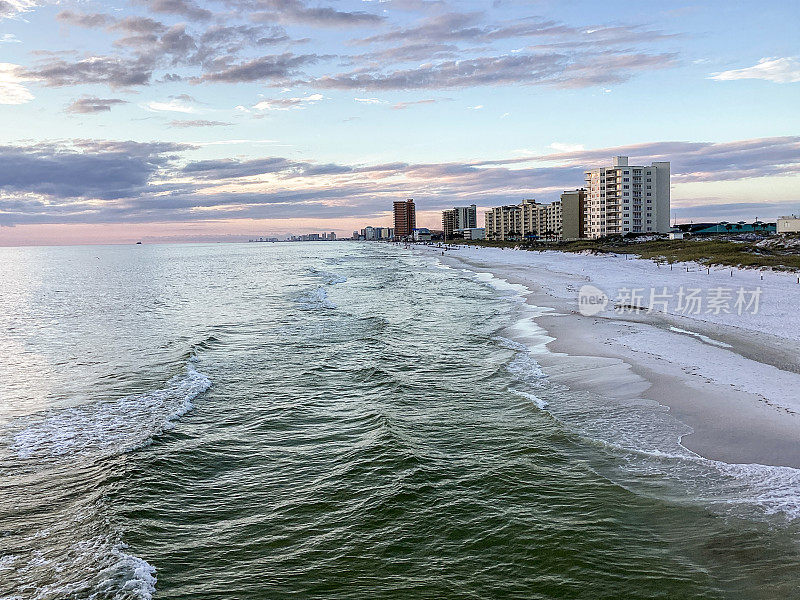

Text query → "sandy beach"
[427,245,800,469]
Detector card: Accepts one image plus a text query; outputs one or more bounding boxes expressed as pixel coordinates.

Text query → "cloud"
[354,97,386,104]
[355,13,676,46]
[0,0,36,20]
[169,119,234,127]
[348,42,460,65]
[672,200,800,222]
[2,136,797,227]
[1,33,21,43]
[306,51,675,90]
[16,5,681,95]
[710,57,800,84]
[24,55,153,87]
[35,10,305,90]
[111,15,168,34]
[146,98,198,113]
[66,96,128,113]
[252,92,323,110]
[391,98,446,109]
[503,136,800,184]
[0,140,190,203]
[239,0,384,27]
[365,0,446,11]
[199,53,323,83]
[0,63,33,104]
[133,0,212,21]
[56,10,114,28]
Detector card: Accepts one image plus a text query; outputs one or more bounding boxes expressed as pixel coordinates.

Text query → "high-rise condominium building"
[393,199,416,240]
[485,203,523,241]
[584,156,670,238]
[442,204,477,239]
[485,197,583,241]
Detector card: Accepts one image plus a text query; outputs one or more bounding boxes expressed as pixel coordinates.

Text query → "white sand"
[425,245,800,469]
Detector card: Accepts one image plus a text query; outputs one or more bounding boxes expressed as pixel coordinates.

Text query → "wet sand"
[437,248,800,469]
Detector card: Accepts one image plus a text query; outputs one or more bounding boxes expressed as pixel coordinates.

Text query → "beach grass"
[450,237,800,271]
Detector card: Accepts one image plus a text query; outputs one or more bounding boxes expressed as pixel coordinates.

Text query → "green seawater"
[1,243,799,599]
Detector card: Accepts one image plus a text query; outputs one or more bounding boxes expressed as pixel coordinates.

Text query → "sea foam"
[464,254,800,522]
[296,287,337,310]
[8,363,211,461]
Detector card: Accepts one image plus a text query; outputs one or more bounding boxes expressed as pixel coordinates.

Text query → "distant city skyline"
[1,0,798,245]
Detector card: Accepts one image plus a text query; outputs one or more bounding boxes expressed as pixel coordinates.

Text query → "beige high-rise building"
[584,156,670,239]
[485,204,523,240]
[485,198,575,240]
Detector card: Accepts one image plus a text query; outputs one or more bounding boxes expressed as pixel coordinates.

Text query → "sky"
[0,0,798,244]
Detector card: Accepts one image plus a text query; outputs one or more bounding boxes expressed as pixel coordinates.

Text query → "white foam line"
[669,326,733,348]
[438,248,800,521]
[8,363,211,461]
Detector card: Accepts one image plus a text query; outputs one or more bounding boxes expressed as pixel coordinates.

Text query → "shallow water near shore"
[2,242,800,599]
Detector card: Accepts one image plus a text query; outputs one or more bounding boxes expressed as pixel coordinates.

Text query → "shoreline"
[428,246,800,469]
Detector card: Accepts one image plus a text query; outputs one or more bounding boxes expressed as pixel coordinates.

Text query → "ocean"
[1,242,799,599]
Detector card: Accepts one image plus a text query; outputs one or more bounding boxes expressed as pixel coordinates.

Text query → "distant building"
[777,216,800,234]
[693,222,776,234]
[360,226,393,241]
[584,156,670,238]
[442,209,455,239]
[288,232,335,241]
[456,228,485,240]
[485,204,523,241]
[442,204,477,239]
[560,189,587,240]
[352,230,360,240]
[412,227,431,242]
[394,199,416,240]
[485,198,573,241]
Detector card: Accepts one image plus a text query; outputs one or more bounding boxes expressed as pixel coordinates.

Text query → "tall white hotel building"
[584,156,670,238]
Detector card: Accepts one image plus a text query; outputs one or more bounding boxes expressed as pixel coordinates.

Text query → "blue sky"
[0,0,798,243]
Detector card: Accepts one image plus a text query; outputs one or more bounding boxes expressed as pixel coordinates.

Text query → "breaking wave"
[7,363,211,462]
[296,287,337,310]
[482,265,800,522]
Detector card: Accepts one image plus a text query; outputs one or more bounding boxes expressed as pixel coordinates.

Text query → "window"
[646,220,652,224]
[623,177,630,182]
[647,193,652,196]
[623,185,629,189]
